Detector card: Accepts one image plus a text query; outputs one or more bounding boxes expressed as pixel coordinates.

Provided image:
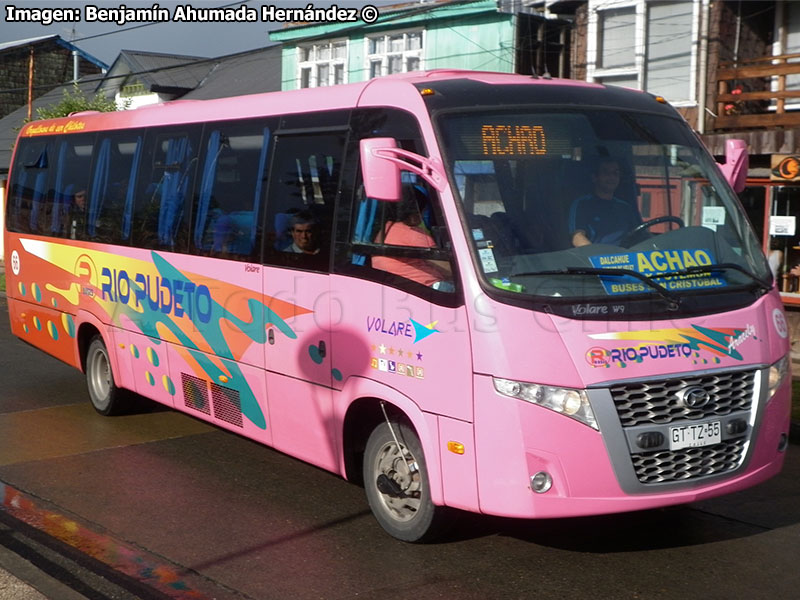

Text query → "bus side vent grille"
[181,373,211,415]
[210,382,243,428]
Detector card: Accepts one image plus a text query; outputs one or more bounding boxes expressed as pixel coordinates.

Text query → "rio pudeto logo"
[73,254,98,287]
[586,347,610,367]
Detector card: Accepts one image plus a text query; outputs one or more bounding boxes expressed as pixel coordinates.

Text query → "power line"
[65,0,256,43]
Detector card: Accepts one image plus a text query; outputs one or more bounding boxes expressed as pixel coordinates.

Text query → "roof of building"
[179,45,282,100]
[0,35,108,70]
[96,49,212,96]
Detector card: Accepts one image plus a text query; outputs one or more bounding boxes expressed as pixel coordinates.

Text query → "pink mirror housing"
[720,138,748,194]
[360,138,402,201]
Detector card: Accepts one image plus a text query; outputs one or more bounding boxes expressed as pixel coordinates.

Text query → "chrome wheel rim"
[373,440,421,522]
[88,346,111,406]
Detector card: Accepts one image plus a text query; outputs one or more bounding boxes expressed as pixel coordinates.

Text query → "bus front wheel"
[85,336,128,416]
[363,420,450,542]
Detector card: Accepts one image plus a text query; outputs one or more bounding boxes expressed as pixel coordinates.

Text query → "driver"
[568,157,641,247]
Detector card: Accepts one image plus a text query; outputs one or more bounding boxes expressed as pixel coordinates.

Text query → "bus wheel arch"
[342,397,403,485]
[76,322,101,373]
[342,396,452,542]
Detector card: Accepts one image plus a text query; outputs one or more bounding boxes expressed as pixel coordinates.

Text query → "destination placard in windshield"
[589,249,727,295]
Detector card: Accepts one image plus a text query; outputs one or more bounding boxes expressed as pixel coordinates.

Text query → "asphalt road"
[1,294,799,599]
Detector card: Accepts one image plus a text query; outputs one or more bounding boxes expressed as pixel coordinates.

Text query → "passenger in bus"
[286,211,321,255]
[568,157,641,247]
[373,184,452,288]
[68,188,88,239]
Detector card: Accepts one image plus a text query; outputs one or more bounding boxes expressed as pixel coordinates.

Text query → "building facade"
[269,0,571,90]
[0,35,107,119]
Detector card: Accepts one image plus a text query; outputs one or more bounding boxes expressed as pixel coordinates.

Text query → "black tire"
[85,335,129,416]
[363,420,450,542]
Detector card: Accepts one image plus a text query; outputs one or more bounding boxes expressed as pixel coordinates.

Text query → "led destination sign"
[481,125,547,156]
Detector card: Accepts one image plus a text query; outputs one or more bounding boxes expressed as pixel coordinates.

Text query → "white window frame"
[587,0,699,106]
[297,39,349,88]
[365,29,425,79]
[772,0,800,108]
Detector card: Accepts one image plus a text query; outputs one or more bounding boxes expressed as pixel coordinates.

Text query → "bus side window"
[7,140,52,235]
[335,107,459,304]
[52,135,95,240]
[262,131,346,271]
[192,119,273,262]
[132,126,201,252]
[351,175,455,294]
[8,137,97,239]
[87,133,141,245]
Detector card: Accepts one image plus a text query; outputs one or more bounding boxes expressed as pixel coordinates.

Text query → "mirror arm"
[371,147,448,192]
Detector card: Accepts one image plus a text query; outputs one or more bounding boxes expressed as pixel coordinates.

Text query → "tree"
[34,83,123,120]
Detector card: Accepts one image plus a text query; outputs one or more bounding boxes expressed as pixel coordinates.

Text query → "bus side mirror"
[361,138,402,201]
[719,138,748,194]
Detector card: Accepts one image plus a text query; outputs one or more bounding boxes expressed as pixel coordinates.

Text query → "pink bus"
[4,70,790,541]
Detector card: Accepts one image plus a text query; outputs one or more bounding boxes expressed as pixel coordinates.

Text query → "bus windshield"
[437,108,771,313]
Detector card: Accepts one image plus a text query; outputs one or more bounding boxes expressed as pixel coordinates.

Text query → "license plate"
[669,421,721,450]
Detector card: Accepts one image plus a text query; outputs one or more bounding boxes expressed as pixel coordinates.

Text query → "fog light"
[530,471,553,494]
[636,431,665,449]
[726,419,748,436]
[778,433,789,452]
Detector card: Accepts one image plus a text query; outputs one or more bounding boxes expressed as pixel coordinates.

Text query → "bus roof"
[16,70,633,139]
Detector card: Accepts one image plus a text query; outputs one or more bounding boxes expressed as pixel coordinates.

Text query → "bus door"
[330,112,476,509]
[333,167,473,424]
[260,127,347,471]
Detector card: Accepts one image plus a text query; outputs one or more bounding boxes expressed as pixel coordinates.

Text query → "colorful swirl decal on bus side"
[586,324,758,368]
[18,238,311,429]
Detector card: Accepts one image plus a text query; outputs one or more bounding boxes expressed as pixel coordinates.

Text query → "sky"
[1,0,401,66]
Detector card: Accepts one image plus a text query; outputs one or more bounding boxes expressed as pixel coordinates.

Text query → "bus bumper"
[472,374,789,519]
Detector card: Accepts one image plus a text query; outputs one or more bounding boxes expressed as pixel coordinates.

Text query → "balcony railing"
[715,52,800,130]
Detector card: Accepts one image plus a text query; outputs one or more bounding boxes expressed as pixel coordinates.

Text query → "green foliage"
[35,84,121,120]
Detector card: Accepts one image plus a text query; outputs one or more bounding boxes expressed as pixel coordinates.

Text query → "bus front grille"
[607,368,757,485]
[630,438,747,483]
[610,369,755,427]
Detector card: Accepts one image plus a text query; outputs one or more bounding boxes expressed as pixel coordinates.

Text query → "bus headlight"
[493,378,598,430]
[768,355,789,398]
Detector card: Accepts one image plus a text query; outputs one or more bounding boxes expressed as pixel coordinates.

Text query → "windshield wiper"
[513,267,682,307]
[649,263,772,293]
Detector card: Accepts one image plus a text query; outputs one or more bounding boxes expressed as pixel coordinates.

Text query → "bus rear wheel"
[85,336,129,416]
[363,420,450,542]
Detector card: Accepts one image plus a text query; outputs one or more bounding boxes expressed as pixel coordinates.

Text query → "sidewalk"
[0,568,48,600]
[0,545,85,600]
